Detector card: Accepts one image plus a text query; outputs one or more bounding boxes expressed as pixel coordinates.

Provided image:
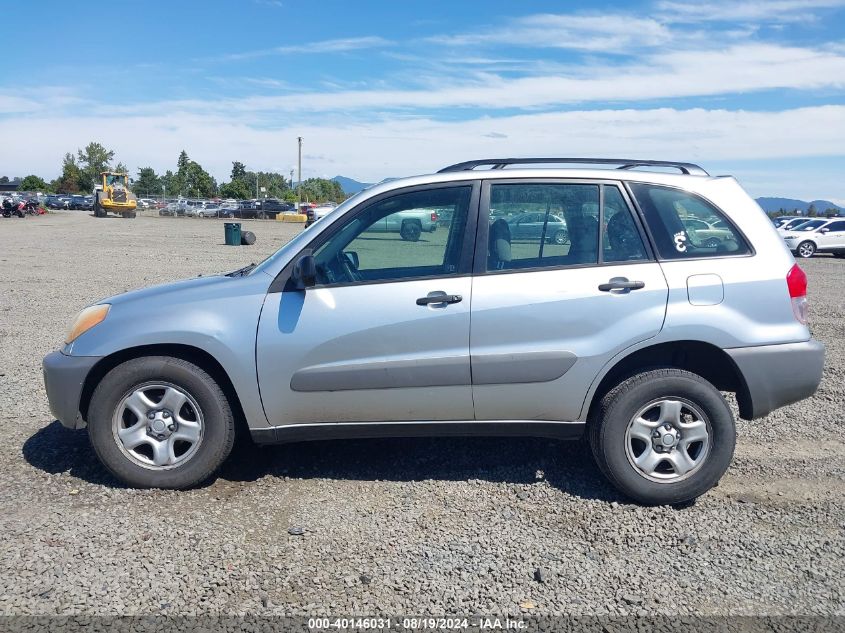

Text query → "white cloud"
[98,44,845,116]
[656,0,845,23]
[2,106,843,199]
[218,36,393,61]
[427,14,673,52]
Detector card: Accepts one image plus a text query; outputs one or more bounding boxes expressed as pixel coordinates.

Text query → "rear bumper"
[42,351,102,429]
[726,339,825,420]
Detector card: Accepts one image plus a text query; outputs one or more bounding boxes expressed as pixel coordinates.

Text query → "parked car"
[256,199,295,219]
[196,205,223,218]
[506,212,569,245]
[777,217,813,233]
[44,195,70,209]
[69,195,87,210]
[42,157,824,505]
[782,218,845,258]
[772,216,799,228]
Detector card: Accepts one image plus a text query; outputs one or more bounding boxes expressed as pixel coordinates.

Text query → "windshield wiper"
[226,263,256,277]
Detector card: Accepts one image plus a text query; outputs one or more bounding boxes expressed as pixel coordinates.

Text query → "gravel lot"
[0,211,843,617]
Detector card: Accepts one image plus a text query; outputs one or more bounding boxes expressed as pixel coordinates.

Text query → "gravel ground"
[0,211,843,617]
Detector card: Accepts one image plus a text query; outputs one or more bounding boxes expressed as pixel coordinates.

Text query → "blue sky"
[2,0,844,201]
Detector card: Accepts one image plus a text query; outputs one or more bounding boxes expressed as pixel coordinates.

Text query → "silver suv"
[42,157,824,504]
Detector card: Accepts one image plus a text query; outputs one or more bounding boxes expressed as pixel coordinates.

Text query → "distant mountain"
[756,197,843,214]
[332,175,373,195]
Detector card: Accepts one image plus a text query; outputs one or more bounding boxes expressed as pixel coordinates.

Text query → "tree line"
[767,203,841,219]
[6,141,347,203]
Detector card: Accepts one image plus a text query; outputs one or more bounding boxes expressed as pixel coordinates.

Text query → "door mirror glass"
[292,254,317,289]
[820,227,830,233]
[343,250,360,270]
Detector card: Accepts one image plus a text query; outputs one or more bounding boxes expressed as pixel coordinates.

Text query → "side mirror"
[343,250,360,269]
[820,227,830,233]
[292,254,317,289]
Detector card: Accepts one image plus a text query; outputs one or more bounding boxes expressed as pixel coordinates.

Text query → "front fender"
[69,273,273,429]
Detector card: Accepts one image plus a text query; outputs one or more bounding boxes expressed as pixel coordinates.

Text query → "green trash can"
[224,222,241,246]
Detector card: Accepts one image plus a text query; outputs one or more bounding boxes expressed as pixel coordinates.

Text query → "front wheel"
[588,369,735,505]
[796,241,816,258]
[88,356,236,489]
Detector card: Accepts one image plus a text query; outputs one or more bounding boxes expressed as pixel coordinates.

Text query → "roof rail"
[437,157,709,177]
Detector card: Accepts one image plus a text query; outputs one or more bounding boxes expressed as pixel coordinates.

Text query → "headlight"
[65,304,110,344]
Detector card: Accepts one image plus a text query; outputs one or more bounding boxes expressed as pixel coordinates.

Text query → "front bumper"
[726,339,825,420]
[42,351,102,429]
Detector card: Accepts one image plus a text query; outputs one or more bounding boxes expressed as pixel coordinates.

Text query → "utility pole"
[297,136,303,205]
[290,169,294,190]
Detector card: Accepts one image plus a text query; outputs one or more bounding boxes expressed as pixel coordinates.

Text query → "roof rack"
[437,157,709,177]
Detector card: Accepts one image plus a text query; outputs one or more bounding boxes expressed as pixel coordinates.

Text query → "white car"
[777,217,813,233]
[783,218,845,258]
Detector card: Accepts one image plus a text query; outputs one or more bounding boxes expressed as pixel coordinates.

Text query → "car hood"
[100,272,267,308]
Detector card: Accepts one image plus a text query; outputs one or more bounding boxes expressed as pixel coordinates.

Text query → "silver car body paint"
[49,167,821,434]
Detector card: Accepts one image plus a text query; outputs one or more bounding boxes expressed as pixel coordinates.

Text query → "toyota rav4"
[43,157,824,504]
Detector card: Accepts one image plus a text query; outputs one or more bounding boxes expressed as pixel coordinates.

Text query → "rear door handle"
[598,278,645,292]
[416,292,462,306]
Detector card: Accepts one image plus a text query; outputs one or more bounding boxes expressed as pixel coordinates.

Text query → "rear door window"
[629,183,750,258]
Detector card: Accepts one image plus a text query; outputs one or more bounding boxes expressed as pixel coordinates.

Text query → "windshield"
[250,191,367,276]
[796,220,826,231]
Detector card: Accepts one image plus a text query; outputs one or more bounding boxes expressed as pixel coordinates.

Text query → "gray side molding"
[471,350,577,385]
[291,355,470,392]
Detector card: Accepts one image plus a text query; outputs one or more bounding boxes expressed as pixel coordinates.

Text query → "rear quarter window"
[629,183,751,259]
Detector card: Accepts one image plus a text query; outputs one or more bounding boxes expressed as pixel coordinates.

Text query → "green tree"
[51,153,84,193]
[219,179,252,200]
[0,176,9,183]
[180,160,217,198]
[824,208,838,217]
[134,167,161,196]
[19,175,50,192]
[76,142,115,191]
[807,203,817,217]
[231,161,247,182]
[160,170,177,198]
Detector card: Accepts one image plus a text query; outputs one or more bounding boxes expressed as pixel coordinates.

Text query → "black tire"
[257,211,267,220]
[796,241,816,258]
[87,356,236,489]
[588,369,735,505]
[241,230,256,245]
[400,220,422,242]
[551,229,569,245]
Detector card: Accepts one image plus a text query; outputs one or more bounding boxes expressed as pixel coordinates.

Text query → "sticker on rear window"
[674,231,687,252]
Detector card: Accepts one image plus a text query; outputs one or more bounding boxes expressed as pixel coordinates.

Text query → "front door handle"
[416,292,462,306]
[598,278,645,292]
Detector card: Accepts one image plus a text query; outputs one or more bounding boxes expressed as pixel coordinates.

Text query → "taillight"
[431,212,438,222]
[787,263,808,324]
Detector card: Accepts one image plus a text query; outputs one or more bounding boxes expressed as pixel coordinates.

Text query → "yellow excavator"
[93,171,137,218]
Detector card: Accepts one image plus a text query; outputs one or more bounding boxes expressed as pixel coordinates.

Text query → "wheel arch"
[79,343,248,435]
[583,340,753,422]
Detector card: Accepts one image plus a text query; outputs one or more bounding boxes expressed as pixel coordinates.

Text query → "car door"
[470,180,668,422]
[256,182,479,426]
[816,220,845,250]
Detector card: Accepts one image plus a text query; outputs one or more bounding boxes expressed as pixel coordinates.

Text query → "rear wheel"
[589,369,735,505]
[400,220,422,242]
[551,229,569,245]
[796,241,816,258]
[88,356,236,489]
